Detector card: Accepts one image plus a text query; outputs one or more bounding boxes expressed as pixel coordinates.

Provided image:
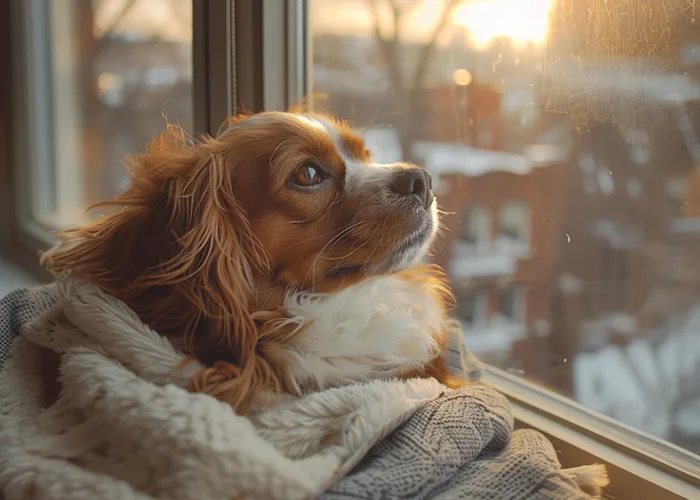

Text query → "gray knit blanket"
[0,284,607,499]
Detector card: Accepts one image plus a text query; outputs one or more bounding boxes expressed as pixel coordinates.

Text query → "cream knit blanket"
[0,278,607,499]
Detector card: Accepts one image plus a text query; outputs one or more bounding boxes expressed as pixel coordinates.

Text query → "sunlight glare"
[453,68,473,86]
[453,0,554,48]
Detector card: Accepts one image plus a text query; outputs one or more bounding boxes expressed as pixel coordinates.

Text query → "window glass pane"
[25,0,192,228]
[309,0,700,454]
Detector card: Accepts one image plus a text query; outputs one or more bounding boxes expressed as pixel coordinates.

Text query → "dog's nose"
[390,168,433,208]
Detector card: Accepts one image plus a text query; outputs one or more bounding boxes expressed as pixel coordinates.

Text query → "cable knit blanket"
[0,280,607,500]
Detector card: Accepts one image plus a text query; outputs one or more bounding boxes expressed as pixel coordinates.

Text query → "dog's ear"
[42,125,280,412]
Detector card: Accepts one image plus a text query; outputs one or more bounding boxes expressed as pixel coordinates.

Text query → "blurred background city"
[2,0,700,456]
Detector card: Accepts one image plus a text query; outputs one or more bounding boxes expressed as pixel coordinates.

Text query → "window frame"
[1,0,55,280]
[0,0,303,268]
[486,367,700,498]
[1,0,245,277]
[1,0,303,278]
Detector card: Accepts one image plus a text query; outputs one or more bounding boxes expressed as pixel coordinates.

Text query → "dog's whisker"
[307,221,364,290]
[320,240,369,262]
[276,220,362,254]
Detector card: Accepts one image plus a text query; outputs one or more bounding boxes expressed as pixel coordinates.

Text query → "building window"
[498,200,528,241]
[496,200,529,255]
[495,284,526,324]
[460,205,491,248]
[455,284,489,326]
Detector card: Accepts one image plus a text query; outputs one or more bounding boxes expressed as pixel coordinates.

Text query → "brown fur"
[42,113,465,413]
[396,265,472,389]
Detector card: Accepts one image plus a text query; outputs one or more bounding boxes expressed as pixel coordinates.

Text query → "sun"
[453,0,555,49]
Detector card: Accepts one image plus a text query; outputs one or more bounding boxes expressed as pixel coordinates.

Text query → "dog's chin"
[369,201,438,275]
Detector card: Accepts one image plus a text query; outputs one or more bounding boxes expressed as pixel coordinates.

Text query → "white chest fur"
[281,273,445,392]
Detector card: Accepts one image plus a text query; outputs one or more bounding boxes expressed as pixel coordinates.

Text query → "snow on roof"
[671,217,700,235]
[450,253,517,279]
[354,127,569,192]
[550,59,700,104]
[422,142,567,189]
[461,322,524,355]
[524,144,569,164]
[426,144,530,176]
[594,220,643,249]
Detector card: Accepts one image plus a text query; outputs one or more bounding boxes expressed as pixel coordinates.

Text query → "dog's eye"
[291,163,325,187]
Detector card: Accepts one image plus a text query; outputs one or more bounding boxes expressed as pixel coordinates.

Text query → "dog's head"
[220,112,438,289]
[44,112,457,412]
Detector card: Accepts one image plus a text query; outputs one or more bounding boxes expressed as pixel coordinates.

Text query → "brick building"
[429,142,571,374]
[429,75,700,395]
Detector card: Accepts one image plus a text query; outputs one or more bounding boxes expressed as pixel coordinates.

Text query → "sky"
[309,0,554,48]
[93,0,192,41]
[93,0,555,50]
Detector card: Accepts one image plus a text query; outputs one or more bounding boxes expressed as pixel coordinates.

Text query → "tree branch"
[411,0,464,89]
[96,0,139,55]
[366,0,404,90]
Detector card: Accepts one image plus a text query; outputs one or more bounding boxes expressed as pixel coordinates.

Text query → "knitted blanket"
[0,280,607,500]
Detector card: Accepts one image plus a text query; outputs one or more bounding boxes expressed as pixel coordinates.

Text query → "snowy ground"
[574,304,700,446]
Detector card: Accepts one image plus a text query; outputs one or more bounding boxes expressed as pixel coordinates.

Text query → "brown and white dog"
[42,112,465,413]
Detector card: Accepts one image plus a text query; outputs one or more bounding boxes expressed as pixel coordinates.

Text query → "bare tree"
[367,0,464,161]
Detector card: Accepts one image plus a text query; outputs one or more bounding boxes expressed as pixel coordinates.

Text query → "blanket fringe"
[563,464,610,498]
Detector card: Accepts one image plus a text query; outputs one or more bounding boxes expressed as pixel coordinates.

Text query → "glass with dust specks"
[308,0,700,455]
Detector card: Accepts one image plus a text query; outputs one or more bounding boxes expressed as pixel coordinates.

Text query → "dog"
[42,112,466,413]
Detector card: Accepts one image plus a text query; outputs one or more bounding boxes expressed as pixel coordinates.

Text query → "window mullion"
[193,0,233,135]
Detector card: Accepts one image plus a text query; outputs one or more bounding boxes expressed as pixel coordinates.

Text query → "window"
[496,199,529,255]
[496,283,525,325]
[14,0,193,231]
[459,205,490,247]
[454,284,488,326]
[308,0,700,466]
[498,201,528,241]
[4,0,700,494]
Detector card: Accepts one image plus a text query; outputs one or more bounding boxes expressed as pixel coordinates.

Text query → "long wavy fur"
[42,125,289,413]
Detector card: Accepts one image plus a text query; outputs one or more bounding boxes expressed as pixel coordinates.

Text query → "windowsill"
[0,254,43,297]
[483,366,700,499]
